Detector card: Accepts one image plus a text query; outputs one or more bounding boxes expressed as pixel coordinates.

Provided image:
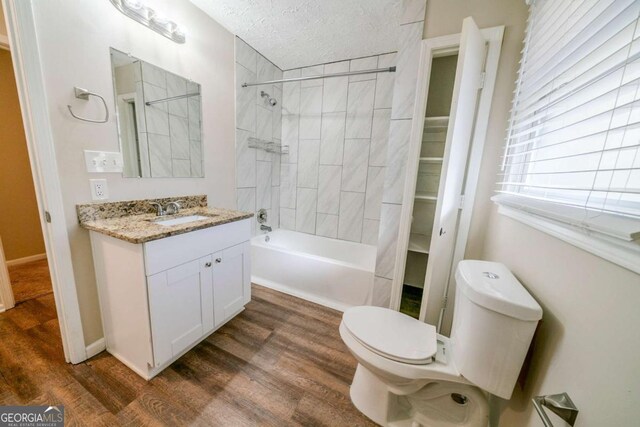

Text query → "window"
[494,0,640,272]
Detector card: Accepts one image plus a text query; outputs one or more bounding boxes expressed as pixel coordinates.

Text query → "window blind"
[497,0,640,237]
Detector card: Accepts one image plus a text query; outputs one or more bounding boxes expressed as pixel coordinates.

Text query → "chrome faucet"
[165,200,183,215]
[149,200,184,216]
[149,202,166,216]
[260,224,272,232]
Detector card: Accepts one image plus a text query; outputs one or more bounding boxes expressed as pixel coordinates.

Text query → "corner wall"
[235,37,283,234]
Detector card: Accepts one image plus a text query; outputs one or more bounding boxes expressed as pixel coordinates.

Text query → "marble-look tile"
[236,129,256,187]
[143,83,168,113]
[188,103,202,142]
[362,219,380,245]
[375,53,397,109]
[283,80,301,115]
[280,163,297,208]
[271,153,280,186]
[235,37,257,73]
[283,69,301,79]
[256,161,272,210]
[134,82,147,133]
[237,187,256,213]
[256,105,272,142]
[338,192,365,242]
[345,80,376,139]
[317,165,342,215]
[169,115,189,159]
[172,159,191,177]
[372,276,392,307]
[319,112,346,165]
[145,104,169,136]
[365,166,385,220]
[141,62,166,88]
[316,213,339,238]
[166,73,188,117]
[280,207,295,230]
[392,22,423,120]
[370,109,392,166]
[190,139,203,177]
[342,139,370,192]
[271,190,280,228]
[401,0,427,25]
[301,64,324,88]
[349,56,379,82]
[383,119,412,204]
[295,188,317,233]
[272,86,283,140]
[282,114,299,163]
[375,203,402,279]
[256,56,276,107]
[236,64,257,132]
[322,61,349,112]
[297,139,320,188]
[148,134,172,177]
[299,86,322,139]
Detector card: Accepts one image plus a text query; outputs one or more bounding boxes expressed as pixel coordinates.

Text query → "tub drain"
[451,393,468,405]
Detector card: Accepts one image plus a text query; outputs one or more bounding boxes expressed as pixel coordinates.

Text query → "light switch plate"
[90,179,109,200]
[84,150,124,173]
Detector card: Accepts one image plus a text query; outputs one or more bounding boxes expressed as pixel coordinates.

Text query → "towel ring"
[67,87,109,123]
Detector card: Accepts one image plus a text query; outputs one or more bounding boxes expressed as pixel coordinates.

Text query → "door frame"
[389,26,505,323]
[2,0,87,363]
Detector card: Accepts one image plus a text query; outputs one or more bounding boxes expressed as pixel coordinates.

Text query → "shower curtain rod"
[241,66,396,87]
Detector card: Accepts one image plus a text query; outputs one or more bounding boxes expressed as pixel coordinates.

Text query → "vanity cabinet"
[89,218,251,379]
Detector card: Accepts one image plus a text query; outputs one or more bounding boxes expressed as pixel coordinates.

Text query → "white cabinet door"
[147,256,214,367]
[423,17,487,325]
[213,241,251,327]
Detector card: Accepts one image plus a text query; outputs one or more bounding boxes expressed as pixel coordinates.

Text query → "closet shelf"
[415,192,438,201]
[419,157,444,163]
[408,233,432,254]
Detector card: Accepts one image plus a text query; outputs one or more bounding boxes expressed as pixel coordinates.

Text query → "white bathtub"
[251,229,376,311]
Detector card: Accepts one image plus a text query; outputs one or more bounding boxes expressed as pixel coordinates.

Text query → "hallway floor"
[8,258,52,303]
[0,284,375,426]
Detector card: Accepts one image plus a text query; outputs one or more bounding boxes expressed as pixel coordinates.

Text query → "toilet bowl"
[340,260,542,426]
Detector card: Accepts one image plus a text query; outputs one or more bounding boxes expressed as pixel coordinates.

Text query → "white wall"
[31,0,236,344]
[278,54,395,245]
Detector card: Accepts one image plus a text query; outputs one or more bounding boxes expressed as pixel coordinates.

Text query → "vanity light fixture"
[108,0,186,44]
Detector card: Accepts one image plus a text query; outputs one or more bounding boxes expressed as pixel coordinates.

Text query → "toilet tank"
[450,261,542,400]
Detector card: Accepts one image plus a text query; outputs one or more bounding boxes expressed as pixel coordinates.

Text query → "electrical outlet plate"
[90,179,109,200]
[84,150,124,173]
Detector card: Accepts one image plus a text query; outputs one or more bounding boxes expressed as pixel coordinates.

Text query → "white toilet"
[339,260,542,426]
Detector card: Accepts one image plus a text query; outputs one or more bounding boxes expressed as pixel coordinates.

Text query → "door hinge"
[479,72,486,89]
[458,195,465,210]
[44,210,52,223]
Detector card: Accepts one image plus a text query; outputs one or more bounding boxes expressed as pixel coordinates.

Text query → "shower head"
[260,90,278,106]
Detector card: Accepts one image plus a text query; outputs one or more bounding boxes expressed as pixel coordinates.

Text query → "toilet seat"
[342,306,437,365]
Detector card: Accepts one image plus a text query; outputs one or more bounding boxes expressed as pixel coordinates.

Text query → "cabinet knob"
[205,262,212,267]
[215,258,222,263]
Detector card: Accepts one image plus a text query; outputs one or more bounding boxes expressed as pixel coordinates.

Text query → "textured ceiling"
[189,0,400,70]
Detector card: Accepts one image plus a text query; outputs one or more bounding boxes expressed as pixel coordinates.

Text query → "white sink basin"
[153,215,211,227]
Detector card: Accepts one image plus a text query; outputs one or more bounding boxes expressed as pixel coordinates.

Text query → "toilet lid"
[342,306,437,365]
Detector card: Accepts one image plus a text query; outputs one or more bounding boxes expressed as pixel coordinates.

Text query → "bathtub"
[251,229,376,311]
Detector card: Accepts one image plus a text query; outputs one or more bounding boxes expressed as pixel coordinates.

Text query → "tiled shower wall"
[279,54,396,244]
[235,37,283,234]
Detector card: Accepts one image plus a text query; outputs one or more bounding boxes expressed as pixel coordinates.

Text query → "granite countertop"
[77,195,253,244]
[80,206,253,244]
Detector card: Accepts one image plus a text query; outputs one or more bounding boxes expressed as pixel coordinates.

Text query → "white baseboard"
[85,338,106,359]
[6,253,46,267]
[0,303,5,313]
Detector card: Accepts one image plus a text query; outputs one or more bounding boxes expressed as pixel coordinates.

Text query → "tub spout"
[260,224,272,232]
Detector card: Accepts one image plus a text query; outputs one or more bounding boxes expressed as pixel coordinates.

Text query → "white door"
[147,256,214,367]
[213,242,251,327]
[422,17,487,326]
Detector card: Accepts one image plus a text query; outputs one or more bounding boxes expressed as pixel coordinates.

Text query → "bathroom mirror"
[110,48,203,178]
